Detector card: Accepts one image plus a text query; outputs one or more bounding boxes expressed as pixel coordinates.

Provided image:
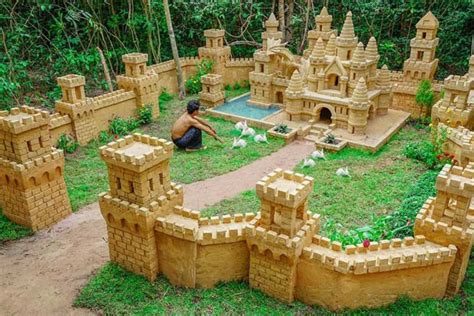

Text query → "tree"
[278,0,285,41]
[415,79,435,118]
[163,0,186,99]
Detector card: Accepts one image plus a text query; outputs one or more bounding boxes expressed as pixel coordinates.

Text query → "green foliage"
[415,80,435,117]
[108,116,140,137]
[323,133,338,145]
[185,59,214,94]
[56,134,78,154]
[158,89,174,113]
[137,105,153,125]
[224,84,232,91]
[274,123,290,134]
[404,126,448,169]
[0,209,33,243]
[232,82,241,90]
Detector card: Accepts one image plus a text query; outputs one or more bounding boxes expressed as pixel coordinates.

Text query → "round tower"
[376,65,392,115]
[308,38,326,92]
[348,77,369,134]
[336,11,358,61]
[285,70,305,121]
[365,37,380,89]
[348,42,367,96]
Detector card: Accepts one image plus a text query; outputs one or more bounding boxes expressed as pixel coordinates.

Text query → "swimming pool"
[212,94,280,120]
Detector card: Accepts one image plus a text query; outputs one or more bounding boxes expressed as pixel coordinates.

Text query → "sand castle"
[98,133,473,310]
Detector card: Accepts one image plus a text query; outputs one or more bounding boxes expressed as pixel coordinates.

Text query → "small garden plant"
[274,123,290,134]
[56,133,79,154]
[322,133,339,145]
[185,59,214,94]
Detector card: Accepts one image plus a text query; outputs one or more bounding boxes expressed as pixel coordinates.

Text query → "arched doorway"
[319,107,332,124]
[276,91,284,104]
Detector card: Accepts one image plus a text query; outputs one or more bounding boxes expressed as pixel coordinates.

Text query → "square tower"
[198,74,225,108]
[304,7,337,58]
[198,29,231,76]
[0,106,71,230]
[99,134,184,281]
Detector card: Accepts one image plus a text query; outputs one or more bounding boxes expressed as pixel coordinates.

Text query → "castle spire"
[365,37,379,61]
[352,77,369,104]
[319,6,329,17]
[287,70,304,93]
[352,42,366,63]
[326,34,336,56]
[340,11,355,40]
[311,37,325,59]
[378,65,391,87]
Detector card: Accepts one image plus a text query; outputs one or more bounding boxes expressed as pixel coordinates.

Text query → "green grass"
[75,253,473,315]
[0,209,33,244]
[203,126,430,229]
[63,93,284,211]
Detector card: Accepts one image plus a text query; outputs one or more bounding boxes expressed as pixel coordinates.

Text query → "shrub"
[274,124,290,134]
[233,82,241,90]
[98,131,113,144]
[323,133,339,144]
[404,126,448,169]
[109,116,139,137]
[185,59,214,94]
[56,134,78,154]
[242,79,250,88]
[137,105,153,125]
[159,89,174,113]
[415,80,435,118]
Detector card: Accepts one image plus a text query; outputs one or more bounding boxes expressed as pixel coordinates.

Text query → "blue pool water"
[213,95,280,120]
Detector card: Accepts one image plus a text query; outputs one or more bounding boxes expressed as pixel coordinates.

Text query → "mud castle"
[99,134,473,310]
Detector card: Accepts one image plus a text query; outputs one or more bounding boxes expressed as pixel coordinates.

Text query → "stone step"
[304,135,318,142]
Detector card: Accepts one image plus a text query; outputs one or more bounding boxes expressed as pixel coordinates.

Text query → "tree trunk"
[285,0,294,44]
[278,0,285,41]
[163,0,186,99]
[97,46,113,92]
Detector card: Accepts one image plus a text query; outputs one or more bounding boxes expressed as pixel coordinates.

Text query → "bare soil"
[0,140,314,315]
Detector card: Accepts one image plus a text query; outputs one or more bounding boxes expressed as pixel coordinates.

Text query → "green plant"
[98,130,113,144]
[224,84,232,91]
[323,133,339,145]
[274,124,290,134]
[137,105,153,125]
[1,209,33,243]
[185,59,214,94]
[233,82,241,90]
[56,133,78,154]
[415,80,435,118]
[108,116,139,137]
[404,125,448,169]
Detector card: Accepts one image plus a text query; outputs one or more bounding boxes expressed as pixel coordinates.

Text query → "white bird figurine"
[254,133,268,143]
[241,126,256,137]
[232,137,247,149]
[336,167,350,177]
[235,120,248,131]
[303,158,316,168]
[311,149,326,160]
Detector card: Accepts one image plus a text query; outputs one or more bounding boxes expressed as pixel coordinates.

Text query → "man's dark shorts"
[172,127,202,150]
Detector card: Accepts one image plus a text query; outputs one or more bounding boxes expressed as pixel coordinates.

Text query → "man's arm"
[191,119,223,143]
[194,116,215,132]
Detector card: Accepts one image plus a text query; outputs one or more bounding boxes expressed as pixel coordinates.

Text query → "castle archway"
[314,104,335,124]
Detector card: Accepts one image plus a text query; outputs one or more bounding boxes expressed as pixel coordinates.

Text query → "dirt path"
[0,140,314,315]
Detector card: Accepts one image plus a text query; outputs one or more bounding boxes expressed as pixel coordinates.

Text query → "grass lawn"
[0,209,33,244]
[202,126,430,229]
[64,93,284,211]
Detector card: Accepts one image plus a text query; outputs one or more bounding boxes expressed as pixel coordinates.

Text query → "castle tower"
[336,11,358,61]
[246,169,318,303]
[308,38,326,92]
[376,65,392,115]
[55,74,97,145]
[403,11,439,81]
[326,33,336,56]
[198,74,225,108]
[348,77,369,134]
[365,37,380,89]
[99,134,183,281]
[117,53,160,119]
[414,163,474,296]
[304,7,337,58]
[262,13,283,51]
[285,70,305,121]
[0,106,71,230]
[198,29,231,77]
[348,42,367,96]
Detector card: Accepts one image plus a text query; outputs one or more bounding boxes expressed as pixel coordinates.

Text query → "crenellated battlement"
[0,106,50,134]
[444,74,473,91]
[226,58,254,67]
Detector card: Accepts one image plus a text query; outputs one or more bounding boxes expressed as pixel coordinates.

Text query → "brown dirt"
[0,140,314,315]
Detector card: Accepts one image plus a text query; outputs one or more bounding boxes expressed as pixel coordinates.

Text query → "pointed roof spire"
[352,77,369,104]
[326,34,336,56]
[320,6,329,16]
[416,11,439,29]
[340,11,356,40]
[287,70,304,93]
[266,12,279,29]
[378,65,391,87]
[311,38,325,59]
[352,42,366,63]
[366,37,379,61]
[268,12,277,22]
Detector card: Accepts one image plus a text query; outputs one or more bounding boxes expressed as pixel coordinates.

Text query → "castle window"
[262,90,265,97]
[422,32,427,39]
[319,25,322,31]
[27,140,33,152]
[10,141,14,154]
[207,87,210,93]
[313,68,316,75]
[75,86,82,100]
[159,173,164,185]
[149,178,154,191]
[417,51,424,60]
[38,137,43,148]
[347,50,351,59]
[260,64,264,73]
[128,181,134,193]
[116,177,121,190]
[353,73,356,80]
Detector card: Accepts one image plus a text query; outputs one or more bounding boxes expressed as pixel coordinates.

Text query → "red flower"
[363,239,370,248]
[452,159,458,165]
[114,135,119,140]
[444,152,450,157]
[436,154,442,160]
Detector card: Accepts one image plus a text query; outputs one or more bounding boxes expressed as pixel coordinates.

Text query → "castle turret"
[117,53,160,119]
[0,106,71,230]
[365,37,380,89]
[285,70,305,120]
[198,29,231,77]
[246,169,318,303]
[348,42,367,95]
[403,11,439,81]
[262,13,283,51]
[99,134,183,281]
[348,77,369,134]
[198,73,225,108]
[336,11,358,61]
[376,65,392,115]
[326,34,336,56]
[304,7,337,57]
[308,38,326,91]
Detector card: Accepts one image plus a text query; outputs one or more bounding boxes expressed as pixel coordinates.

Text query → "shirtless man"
[171,100,224,151]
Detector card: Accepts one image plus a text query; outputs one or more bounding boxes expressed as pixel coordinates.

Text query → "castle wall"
[49,114,73,144]
[295,258,451,310]
[149,57,200,94]
[92,90,137,128]
[224,58,254,86]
